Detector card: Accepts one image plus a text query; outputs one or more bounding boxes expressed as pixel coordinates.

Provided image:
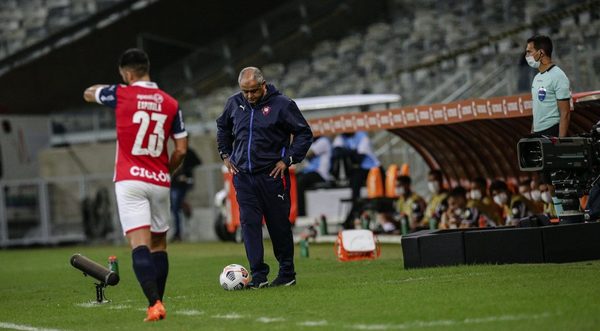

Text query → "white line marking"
[75,302,98,308]
[175,310,204,316]
[256,317,285,323]
[298,320,329,327]
[385,272,491,284]
[212,313,244,319]
[0,322,67,331]
[108,305,131,310]
[348,312,552,330]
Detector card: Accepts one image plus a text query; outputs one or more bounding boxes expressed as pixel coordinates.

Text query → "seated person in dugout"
[467,177,503,225]
[395,175,426,232]
[538,180,558,218]
[422,169,448,229]
[296,136,333,216]
[373,212,401,235]
[518,178,543,214]
[439,186,493,229]
[489,180,535,226]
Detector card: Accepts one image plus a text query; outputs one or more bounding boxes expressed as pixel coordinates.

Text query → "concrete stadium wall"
[39,133,220,177]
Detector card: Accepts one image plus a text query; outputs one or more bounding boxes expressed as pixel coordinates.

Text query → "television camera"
[517,123,600,223]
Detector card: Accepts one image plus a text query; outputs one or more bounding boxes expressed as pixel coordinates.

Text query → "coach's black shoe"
[246,279,268,289]
[269,277,296,287]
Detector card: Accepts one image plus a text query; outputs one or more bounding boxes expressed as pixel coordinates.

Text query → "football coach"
[216,67,313,288]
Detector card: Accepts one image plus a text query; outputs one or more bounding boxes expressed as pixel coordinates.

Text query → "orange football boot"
[144,300,166,322]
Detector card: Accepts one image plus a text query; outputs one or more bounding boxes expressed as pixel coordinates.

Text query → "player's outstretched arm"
[83,84,109,103]
[169,136,188,175]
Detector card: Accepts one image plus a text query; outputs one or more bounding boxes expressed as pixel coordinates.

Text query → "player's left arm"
[281,100,313,165]
[170,108,188,174]
[170,136,188,175]
[557,99,570,137]
[271,100,313,178]
[556,72,571,137]
[83,85,108,103]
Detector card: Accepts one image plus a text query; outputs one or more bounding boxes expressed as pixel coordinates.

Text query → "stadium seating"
[5,0,593,137]
[0,0,121,60]
[183,0,600,124]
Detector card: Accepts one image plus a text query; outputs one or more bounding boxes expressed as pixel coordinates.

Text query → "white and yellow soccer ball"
[219,264,250,290]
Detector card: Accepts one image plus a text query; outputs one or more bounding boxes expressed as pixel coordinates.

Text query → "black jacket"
[216,84,313,174]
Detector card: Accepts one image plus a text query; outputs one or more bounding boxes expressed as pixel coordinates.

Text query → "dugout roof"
[307,91,600,183]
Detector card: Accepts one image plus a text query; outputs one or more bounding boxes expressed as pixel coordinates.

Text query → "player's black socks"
[152,251,169,300]
[132,245,160,306]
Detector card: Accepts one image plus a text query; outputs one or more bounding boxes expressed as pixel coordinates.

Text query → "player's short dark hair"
[489,180,508,193]
[519,178,532,187]
[398,175,411,185]
[472,176,487,189]
[448,186,467,199]
[428,169,443,182]
[527,35,553,57]
[119,48,150,76]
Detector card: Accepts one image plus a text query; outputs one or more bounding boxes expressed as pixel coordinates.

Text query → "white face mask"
[530,189,541,202]
[427,181,439,194]
[469,189,482,200]
[541,191,553,204]
[397,187,406,196]
[525,50,542,69]
[493,193,508,206]
[453,208,463,217]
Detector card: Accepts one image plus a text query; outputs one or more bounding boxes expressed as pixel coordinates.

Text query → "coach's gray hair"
[238,67,265,85]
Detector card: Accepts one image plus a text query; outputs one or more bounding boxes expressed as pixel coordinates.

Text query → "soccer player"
[83,48,187,322]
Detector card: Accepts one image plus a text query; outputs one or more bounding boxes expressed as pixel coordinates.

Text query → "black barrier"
[402,222,600,269]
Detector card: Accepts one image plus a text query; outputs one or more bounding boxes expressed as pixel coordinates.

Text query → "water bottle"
[300,239,309,258]
[429,217,437,230]
[319,215,328,235]
[400,216,409,235]
[108,255,119,276]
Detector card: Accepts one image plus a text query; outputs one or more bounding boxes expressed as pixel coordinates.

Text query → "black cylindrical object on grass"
[70,253,119,286]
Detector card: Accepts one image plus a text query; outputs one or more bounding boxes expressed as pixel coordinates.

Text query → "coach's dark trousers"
[233,170,295,281]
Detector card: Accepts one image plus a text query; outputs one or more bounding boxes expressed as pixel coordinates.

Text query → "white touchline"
[256,317,285,323]
[174,310,204,316]
[108,305,131,310]
[212,313,244,319]
[0,322,67,331]
[298,320,329,327]
[348,312,553,330]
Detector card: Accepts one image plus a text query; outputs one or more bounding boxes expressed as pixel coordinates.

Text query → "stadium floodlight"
[70,253,119,303]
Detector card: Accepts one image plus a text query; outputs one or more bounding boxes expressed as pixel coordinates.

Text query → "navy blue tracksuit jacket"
[216,84,313,280]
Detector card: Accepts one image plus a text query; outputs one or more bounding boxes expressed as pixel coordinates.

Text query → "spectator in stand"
[332,131,381,228]
[422,169,448,229]
[395,175,426,232]
[467,177,503,225]
[439,186,492,229]
[296,136,332,216]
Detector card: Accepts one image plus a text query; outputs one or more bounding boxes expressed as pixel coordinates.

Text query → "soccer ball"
[219,264,250,290]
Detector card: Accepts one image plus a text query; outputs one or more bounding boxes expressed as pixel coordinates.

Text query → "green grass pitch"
[1,242,600,330]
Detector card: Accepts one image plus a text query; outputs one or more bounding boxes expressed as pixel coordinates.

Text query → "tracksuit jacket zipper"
[247,105,255,173]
